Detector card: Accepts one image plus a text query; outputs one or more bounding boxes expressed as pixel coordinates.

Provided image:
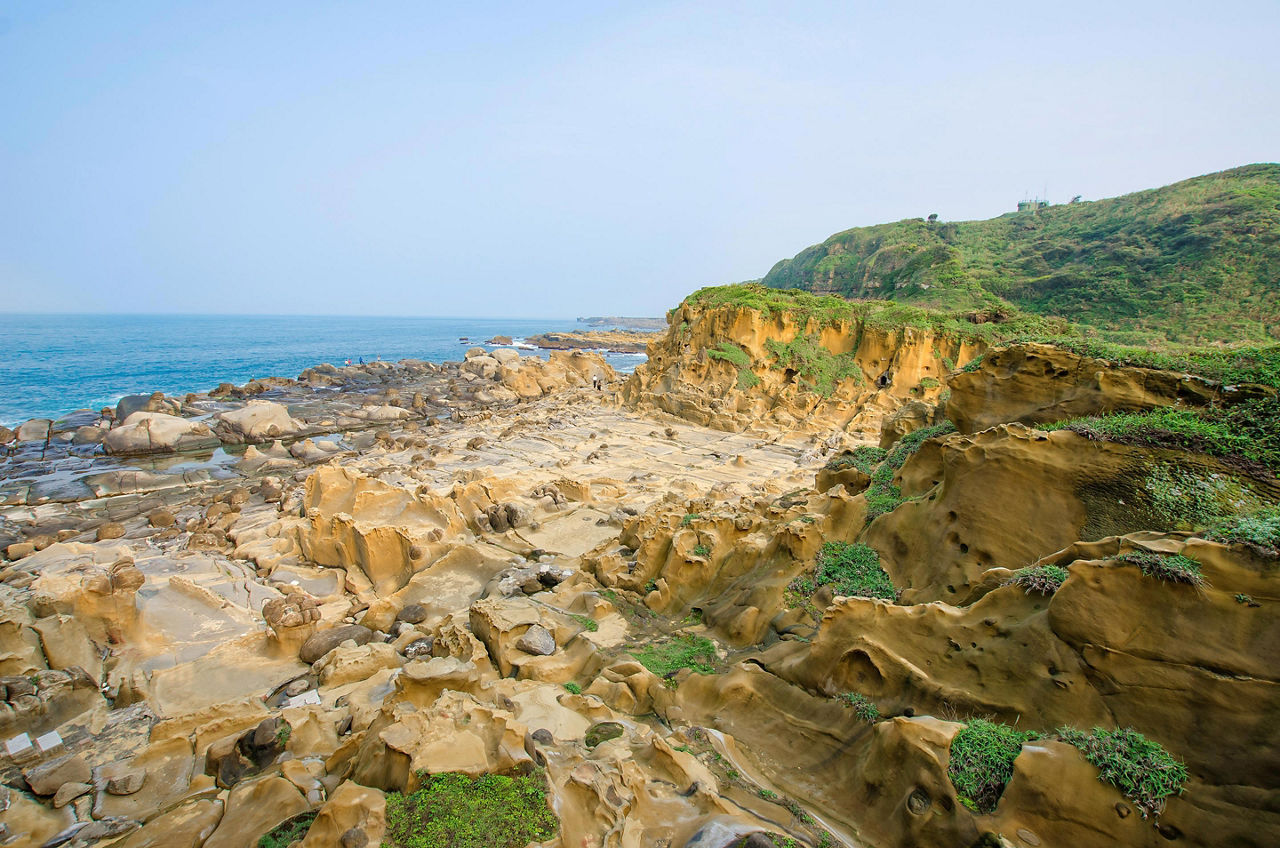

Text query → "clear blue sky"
[1,1,1276,318]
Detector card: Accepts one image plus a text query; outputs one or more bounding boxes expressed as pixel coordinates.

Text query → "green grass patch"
[863,421,956,524]
[569,614,598,632]
[681,513,700,526]
[258,812,316,848]
[1143,463,1263,528]
[1113,551,1207,588]
[1004,564,1069,595]
[815,541,896,601]
[1057,727,1187,819]
[562,682,582,695]
[948,720,1038,814]
[918,376,941,389]
[839,692,880,722]
[383,771,558,848]
[692,543,711,558]
[735,367,761,390]
[629,634,719,677]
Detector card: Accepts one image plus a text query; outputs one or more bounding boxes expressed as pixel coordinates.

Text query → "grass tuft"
[1113,551,1207,588]
[1057,727,1187,819]
[814,541,896,601]
[839,692,880,722]
[948,720,1037,814]
[629,634,719,678]
[258,812,316,848]
[1204,505,1280,557]
[1003,564,1069,595]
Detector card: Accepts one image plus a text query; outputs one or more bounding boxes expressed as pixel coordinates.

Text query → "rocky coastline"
[0,294,1276,848]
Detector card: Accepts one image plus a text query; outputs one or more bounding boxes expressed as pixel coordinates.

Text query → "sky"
[1,1,1277,318]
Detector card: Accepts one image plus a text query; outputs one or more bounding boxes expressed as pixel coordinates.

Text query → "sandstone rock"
[16,418,52,442]
[202,775,308,848]
[299,624,373,664]
[52,781,92,807]
[299,780,387,848]
[402,638,435,660]
[584,721,624,748]
[25,754,91,795]
[396,604,427,624]
[96,521,126,541]
[108,798,224,848]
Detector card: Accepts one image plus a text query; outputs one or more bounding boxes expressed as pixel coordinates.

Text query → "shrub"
[918,377,941,389]
[1003,564,1069,595]
[824,445,887,473]
[765,334,864,397]
[258,812,316,848]
[630,634,718,677]
[692,543,711,558]
[562,682,582,695]
[1114,551,1207,588]
[961,354,985,372]
[948,720,1037,814]
[1057,727,1187,819]
[863,422,956,525]
[383,771,558,848]
[839,692,880,722]
[736,368,761,390]
[707,341,751,367]
[1204,505,1280,557]
[815,541,896,601]
[681,513,700,526]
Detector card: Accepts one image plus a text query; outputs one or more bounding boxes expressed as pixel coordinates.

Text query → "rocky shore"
[0,294,1276,848]
[520,329,660,354]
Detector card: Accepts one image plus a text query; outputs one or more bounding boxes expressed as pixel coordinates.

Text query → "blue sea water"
[0,314,649,426]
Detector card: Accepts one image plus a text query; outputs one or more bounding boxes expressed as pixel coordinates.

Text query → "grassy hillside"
[762,164,1280,345]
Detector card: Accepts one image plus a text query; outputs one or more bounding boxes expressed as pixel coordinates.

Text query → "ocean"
[0,314,650,426]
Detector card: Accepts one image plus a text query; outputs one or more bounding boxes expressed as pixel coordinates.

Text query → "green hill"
[762,164,1280,345]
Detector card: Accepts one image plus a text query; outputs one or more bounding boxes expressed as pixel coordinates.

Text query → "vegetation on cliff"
[760,164,1280,345]
[1056,727,1188,819]
[948,720,1037,813]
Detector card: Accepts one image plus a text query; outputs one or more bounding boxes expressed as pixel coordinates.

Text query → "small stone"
[52,781,91,808]
[403,638,435,660]
[106,769,146,796]
[96,522,126,541]
[5,542,35,560]
[584,721,625,749]
[516,624,556,656]
[1015,828,1041,846]
[529,729,554,745]
[1114,802,1131,818]
[396,604,427,624]
[147,509,176,528]
[285,678,310,697]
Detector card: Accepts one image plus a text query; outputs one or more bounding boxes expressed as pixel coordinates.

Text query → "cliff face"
[623,296,981,439]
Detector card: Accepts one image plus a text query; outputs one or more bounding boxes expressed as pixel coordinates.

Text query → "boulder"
[299,781,387,848]
[103,412,219,455]
[299,624,373,664]
[516,624,556,656]
[214,401,303,443]
[16,418,52,442]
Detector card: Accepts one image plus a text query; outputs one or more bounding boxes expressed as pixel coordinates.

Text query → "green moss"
[629,634,719,677]
[948,720,1038,814]
[814,541,896,601]
[383,771,558,848]
[1057,727,1187,819]
[1004,564,1069,595]
[1204,505,1280,556]
[1143,463,1262,528]
[918,376,941,389]
[258,812,316,848]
